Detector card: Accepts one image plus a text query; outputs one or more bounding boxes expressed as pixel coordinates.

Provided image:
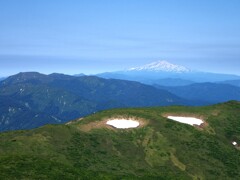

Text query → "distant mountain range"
[97,60,240,86]
[155,83,240,104]
[0,77,6,81]
[0,72,192,131]
[218,79,240,87]
[1,61,240,132]
[96,60,240,104]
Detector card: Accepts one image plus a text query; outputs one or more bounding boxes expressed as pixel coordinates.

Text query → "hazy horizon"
[1,57,240,77]
[1,0,240,76]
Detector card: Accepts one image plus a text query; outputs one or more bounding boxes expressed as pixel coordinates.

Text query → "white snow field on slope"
[128,60,191,73]
[106,119,140,129]
[167,116,204,126]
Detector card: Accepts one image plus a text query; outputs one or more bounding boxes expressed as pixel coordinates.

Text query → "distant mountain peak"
[128,60,191,73]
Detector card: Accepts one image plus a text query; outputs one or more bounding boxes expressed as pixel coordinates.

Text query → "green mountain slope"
[0,101,240,179]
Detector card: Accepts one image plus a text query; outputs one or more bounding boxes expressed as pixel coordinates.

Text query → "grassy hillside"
[0,101,240,179]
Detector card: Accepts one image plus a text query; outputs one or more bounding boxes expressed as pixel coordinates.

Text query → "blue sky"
[0,0,240,76]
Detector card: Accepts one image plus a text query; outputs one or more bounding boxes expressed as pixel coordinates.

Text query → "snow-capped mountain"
[97,60,240,85]
[128,60,191,73]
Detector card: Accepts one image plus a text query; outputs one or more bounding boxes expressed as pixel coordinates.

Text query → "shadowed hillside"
[0,72,192,132]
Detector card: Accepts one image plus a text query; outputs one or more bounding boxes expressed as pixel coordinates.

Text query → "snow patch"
[232,141,237,146]
[128,60,191,73]
[19,88,24,93]
[51,116,62,122]
[106,119,139,129]
[167,116,204,126]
